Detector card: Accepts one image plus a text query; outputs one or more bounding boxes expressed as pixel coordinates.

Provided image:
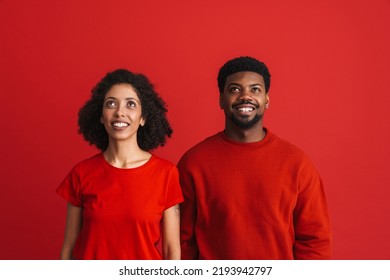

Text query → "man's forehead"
[225,71,265,84]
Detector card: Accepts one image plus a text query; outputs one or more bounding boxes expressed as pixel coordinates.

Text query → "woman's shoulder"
[148,154,179,173]
[150,154,175,167]
[70,153,104,173]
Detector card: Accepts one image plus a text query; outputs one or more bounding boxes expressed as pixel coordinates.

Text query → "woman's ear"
[140,117,146,127]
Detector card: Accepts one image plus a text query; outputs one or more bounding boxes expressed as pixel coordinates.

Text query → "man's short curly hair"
[217,56,271,94]
[78,69,173,152]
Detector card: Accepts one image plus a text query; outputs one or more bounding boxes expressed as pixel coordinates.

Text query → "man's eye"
[229,87,240,92]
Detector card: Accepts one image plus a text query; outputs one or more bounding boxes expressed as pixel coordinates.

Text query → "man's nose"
[239,89,253,101]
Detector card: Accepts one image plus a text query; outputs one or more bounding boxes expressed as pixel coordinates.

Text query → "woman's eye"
[105,100,117,108]
[128,101,137,108]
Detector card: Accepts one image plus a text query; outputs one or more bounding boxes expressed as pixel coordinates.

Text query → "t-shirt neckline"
[99,153,155,172]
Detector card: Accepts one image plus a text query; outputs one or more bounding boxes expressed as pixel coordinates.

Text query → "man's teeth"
[238,107,254,112]
[113,122,129,127]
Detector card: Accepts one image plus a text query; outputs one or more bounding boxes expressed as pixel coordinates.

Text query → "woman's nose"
[115,106,126,117]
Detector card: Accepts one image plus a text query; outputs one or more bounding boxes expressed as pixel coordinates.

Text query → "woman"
[57,69,183,260]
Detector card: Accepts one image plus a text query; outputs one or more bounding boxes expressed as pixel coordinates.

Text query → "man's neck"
[224,124,266,143]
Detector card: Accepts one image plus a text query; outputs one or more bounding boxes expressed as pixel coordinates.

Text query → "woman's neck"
[103,141,151,168]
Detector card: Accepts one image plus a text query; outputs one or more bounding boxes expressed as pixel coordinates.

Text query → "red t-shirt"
[57,153,183,260]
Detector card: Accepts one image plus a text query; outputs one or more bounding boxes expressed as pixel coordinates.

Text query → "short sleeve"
[56,165,82,207]
[164,166,184,210]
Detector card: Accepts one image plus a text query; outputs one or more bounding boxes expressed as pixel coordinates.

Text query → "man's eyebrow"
[249,83,264,87]
[227,82,264,87]
[226,82,241,86]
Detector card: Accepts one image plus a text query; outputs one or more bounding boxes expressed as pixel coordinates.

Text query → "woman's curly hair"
[78,69,173,152]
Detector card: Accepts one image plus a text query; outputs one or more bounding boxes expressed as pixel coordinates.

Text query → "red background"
[1,0,389,259]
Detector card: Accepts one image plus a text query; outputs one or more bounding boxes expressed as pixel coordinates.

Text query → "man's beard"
[230,113,262,129]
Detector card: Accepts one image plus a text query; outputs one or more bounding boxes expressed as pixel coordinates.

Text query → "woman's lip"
[112,121,130,128]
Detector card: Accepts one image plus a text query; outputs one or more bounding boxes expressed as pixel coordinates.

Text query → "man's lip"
[233,104,257,110]
[234,106,255,113]
[233,101,258,109]
[234,104,256,108]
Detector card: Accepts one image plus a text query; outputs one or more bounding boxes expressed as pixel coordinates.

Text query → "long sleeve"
[293,157,332,259]
[177,156,199,260]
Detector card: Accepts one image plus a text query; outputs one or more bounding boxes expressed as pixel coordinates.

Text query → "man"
[178,56,331,259]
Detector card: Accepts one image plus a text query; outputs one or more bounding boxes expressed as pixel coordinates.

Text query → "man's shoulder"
[178,132,221,163]
[269,131,305,154]
[271,132,318,169]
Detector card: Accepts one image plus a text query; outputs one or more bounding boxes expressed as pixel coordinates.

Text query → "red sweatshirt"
[178,129,331,259]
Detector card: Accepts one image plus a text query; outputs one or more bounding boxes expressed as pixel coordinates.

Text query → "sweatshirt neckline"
[217,127,274,148]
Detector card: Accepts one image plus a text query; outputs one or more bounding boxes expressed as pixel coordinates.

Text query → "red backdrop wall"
[1,0,389,259]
